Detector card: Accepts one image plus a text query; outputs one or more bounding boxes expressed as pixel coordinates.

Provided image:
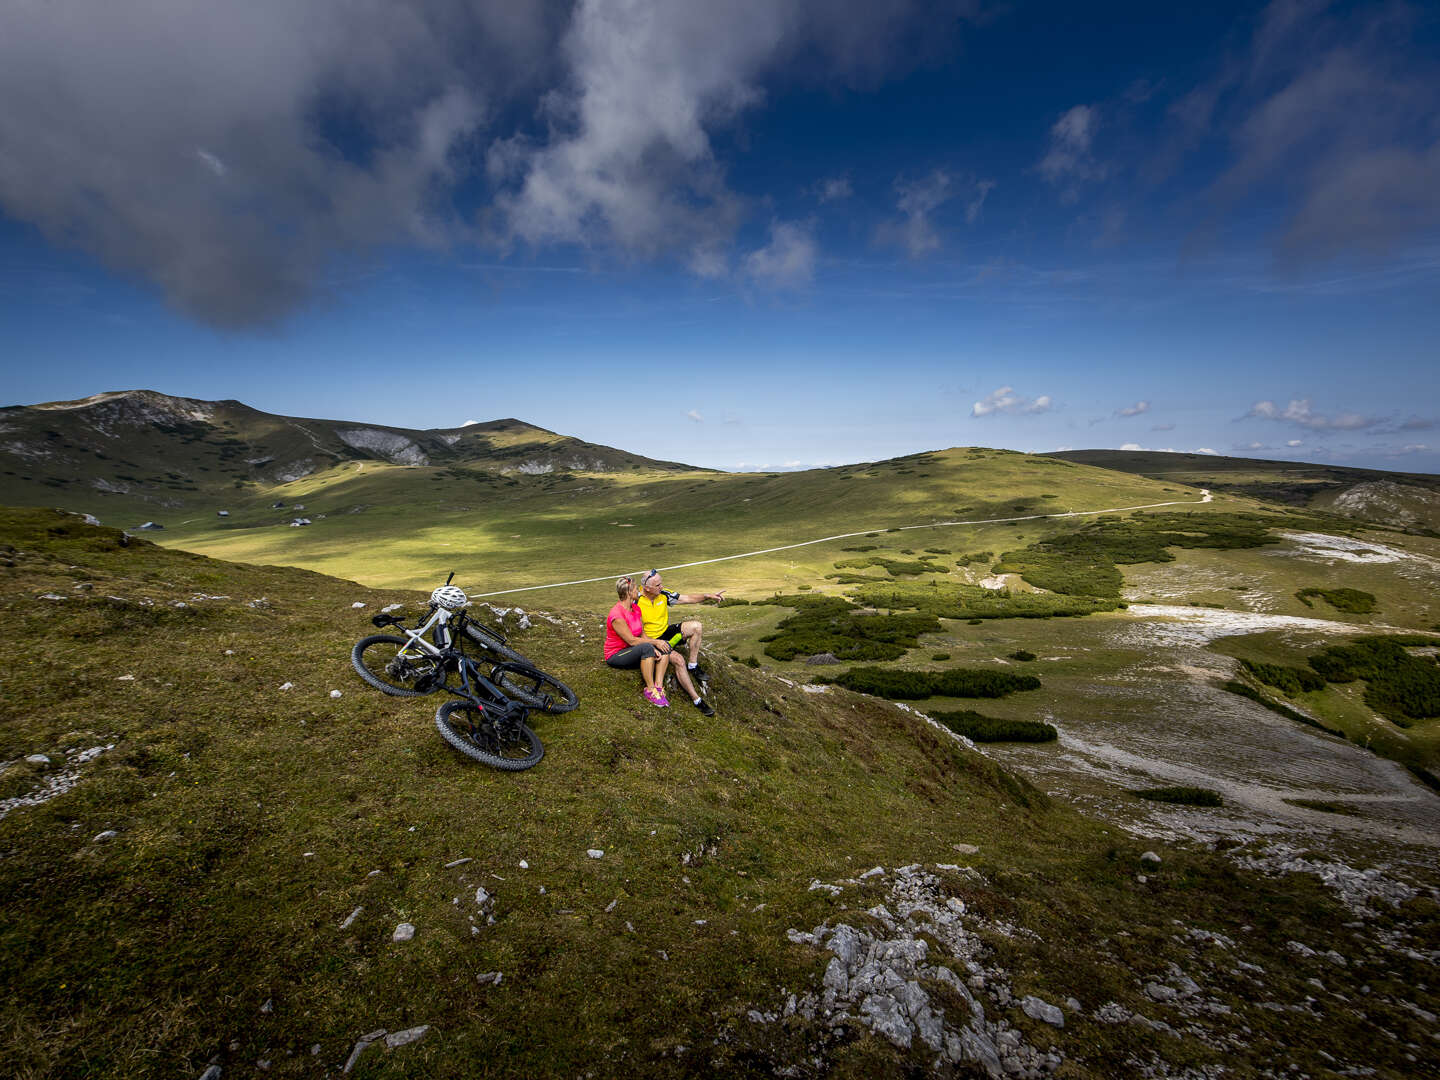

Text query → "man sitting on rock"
[637,568,721,712]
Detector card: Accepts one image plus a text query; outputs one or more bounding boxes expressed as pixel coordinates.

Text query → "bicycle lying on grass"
[351,576,577,770]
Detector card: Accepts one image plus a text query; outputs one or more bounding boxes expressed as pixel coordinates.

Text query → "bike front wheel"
[352,634,444,697]
[435,699,544,771]
[490,662,579,714]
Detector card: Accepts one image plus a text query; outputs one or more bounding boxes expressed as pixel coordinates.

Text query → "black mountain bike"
[351,575,577,715]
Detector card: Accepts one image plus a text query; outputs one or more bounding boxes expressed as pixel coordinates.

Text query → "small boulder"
[392,923,415,942]
[804,652,840,665]
[586,849,604,859]
[1139,851,1162,869]
[25,754,51,767]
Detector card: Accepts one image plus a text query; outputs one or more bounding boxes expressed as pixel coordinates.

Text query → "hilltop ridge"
[0,389,698,519]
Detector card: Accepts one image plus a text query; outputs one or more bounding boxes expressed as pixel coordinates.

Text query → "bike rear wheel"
[352,634,444,697]
[461,621,531,665]
[490,662,579,714]
[435,699,544,771]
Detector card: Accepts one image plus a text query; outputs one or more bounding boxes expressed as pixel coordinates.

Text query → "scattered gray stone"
[1065,997,1081,1013]
[260,998,274,1014]
[24,754,50,767]
[444,857,472,868]
[340,907,363,930]
[476,971,503,986]
[329,690,342,699]
[860,866,886,879]
[605,899,618,913]
[474,887,491,907]
[586,848,604,859]
[342,1029,387,1073]
[953,843,980,856]
[1021,995,1065,1027]
[384,1025,430,1049]
[278,682,294,691]
[1140,851,1162,869]
[392,923,415,942]
[382,603,403,613]
[199,1067,221,1080]
[93,830,118,843]
[804,653,840,665]
[351,602,366,609]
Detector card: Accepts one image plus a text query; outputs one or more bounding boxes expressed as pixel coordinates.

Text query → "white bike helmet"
[431,584,468,610]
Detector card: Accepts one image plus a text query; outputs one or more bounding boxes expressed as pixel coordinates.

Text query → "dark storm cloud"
[0,0,979,327]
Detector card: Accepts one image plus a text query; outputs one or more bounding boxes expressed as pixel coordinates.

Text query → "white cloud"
[972,386,1053,418]
[1245,398,1377,431]
[462,419,482,427]
[1117,400,1150,417]
[1038,104,1107,202]
[194,148,227,177]
[964,179,995,224]
[1286,439,1303,447]
[686,409,704,423]
[744,220,816,287]
[816,175,852,203]
[1119,442,1143,451]
[876,170,995,257]
[1195,447,1219,455]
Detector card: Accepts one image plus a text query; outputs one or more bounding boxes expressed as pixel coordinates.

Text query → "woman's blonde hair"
[615,575,635,599]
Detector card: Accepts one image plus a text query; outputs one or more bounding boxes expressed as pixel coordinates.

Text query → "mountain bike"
[351,575,577,714]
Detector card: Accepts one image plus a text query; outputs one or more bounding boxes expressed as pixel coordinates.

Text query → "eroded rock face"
[336,428,429,466]
[771,864,1062,1079]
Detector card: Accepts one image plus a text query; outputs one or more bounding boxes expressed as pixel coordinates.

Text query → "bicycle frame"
[390,604,456,660]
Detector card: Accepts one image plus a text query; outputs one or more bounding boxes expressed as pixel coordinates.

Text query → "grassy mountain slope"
[1046,449,1440,532]
[3,508,1437,1079]
[0,390,695,525]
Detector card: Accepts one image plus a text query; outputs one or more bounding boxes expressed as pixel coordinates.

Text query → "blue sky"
[2,0,1438,472]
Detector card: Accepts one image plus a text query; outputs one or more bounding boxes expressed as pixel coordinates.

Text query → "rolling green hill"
[1046,449,1440,532]
[3,507,1438,1079]
[0,390,696,527]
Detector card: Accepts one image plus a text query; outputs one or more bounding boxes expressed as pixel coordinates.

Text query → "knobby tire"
[352,634,443,697]
[434,699,544,771]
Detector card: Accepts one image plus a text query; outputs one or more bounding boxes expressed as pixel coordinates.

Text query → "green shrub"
[924,548,951,555]
[1009,650,1037,662]
[717,598,750,607]
[1296,587,1377,614]
[841,545,877,552]
[833,556,947,578]
[1305,637,1440,726]
[1241,660,1326,696]
[929,710,1057,743]
[820,666,1040,700]
[931,653,951,661]
[1283,798,1359,815]
[743,655,760,668]
[1133,787,1223,807]
[756,595,942,662]
[995,513,1284,598]
[848,580,1118,621]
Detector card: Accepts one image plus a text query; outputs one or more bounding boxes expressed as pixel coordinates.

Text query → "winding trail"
[471,490,1214,599]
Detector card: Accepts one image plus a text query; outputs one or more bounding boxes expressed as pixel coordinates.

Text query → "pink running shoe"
[642,686,669,707]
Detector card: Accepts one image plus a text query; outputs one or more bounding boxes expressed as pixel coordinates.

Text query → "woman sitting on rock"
[603,575,679,707]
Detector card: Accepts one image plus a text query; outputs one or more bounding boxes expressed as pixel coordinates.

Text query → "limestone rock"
[1021,995,1065,1027]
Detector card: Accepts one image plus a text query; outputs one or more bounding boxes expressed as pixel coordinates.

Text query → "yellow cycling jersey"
[636,592,671,638]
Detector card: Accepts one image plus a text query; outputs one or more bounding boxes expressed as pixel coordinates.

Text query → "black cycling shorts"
[605,643,658,669]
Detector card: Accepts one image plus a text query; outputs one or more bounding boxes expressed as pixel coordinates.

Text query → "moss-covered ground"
[4,507,1439,1078]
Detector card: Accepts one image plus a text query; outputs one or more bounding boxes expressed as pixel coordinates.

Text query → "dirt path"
[471,490,1215,598]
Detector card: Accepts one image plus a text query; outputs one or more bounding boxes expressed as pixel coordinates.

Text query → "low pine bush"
[1306,636,1440,726]
[1296,587,1377,614]
[1009,650,1037,662]
[929,709,1057,743]
[1133,786,1223,807]
[821,665,1040,700]
[1241,660,1326,695]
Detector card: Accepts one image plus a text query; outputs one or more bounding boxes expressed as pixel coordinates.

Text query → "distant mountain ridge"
[0,389,698,513]
[1046,449,1440,532]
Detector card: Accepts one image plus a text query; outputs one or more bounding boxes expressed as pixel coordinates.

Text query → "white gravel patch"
[1114,606,1382,647]
[1274,531,1440,568]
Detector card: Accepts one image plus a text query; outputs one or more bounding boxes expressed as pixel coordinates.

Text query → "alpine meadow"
[1,391,1438,1079]
[4,1,1440,1077]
